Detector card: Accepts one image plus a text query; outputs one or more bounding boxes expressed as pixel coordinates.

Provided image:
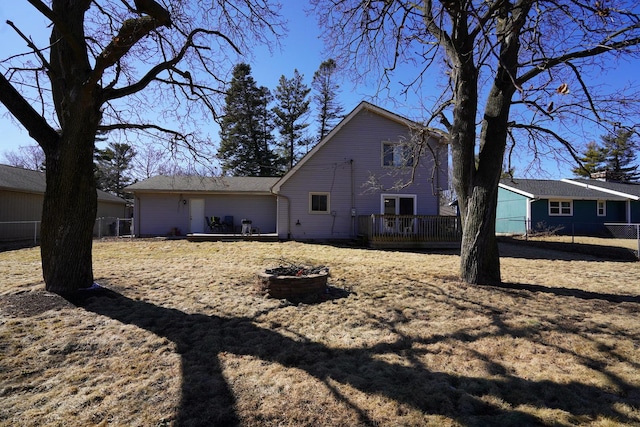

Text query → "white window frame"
[597,200,606,217]
[549,200,573,216]
[380,194,417,215]
[382,141,414,168]
[309,192,330,214]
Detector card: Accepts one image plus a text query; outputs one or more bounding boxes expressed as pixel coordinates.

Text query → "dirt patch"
[0,291,74,317]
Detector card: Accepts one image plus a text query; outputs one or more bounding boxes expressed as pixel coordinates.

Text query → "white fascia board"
[498,182,536,199]
[561,179,640,201]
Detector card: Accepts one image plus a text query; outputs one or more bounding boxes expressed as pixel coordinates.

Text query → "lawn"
[1,239,639,426]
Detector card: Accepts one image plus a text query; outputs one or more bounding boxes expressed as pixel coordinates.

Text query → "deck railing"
[358,214,462,245]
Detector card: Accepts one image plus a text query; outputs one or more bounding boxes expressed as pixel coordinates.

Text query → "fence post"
[116,218,120,237]
[637,224,639,261]
[34,221,38,246]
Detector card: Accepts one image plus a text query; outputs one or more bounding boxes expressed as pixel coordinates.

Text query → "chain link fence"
[497,217,640,259]
[0,217,133,249]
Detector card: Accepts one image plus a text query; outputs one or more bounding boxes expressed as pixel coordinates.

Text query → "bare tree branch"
[26,0,87,61]
[0,73,58,150]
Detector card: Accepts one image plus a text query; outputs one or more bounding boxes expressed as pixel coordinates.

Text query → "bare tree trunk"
[41,0,100,294]
[452,2,523,285]
[41,127,98,293]
[458,179,501,284]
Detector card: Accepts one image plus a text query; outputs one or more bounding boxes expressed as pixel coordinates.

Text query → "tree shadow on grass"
[486,282,640,304]
[68,287,639,426]
[498,237,639,262]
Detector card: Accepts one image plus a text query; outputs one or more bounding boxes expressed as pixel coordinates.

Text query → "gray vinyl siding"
[277,108,447,239]
[0,190,43,241]
[1,189,126,241]
[204,194,276,234]
[133,192,276,237]
[135,193,190,236]
[97,201,127,219]
[0,190,43,221]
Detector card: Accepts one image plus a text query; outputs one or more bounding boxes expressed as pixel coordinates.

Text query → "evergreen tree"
[312,59,344,142]
[218,63,280,176]
[94,142,136,198]
[572,141,607,178]
[273,70,311,170]
[601,129,640,182]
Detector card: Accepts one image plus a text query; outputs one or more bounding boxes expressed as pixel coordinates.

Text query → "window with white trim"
[549,200,572,216]
[597,200,606,217]
[382,142,414,167]
[309,192,330,214]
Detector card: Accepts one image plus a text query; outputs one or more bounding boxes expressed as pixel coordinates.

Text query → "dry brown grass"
[1,239,639,426]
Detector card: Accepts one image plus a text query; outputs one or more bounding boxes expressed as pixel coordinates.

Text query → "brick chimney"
[590,170,615,181]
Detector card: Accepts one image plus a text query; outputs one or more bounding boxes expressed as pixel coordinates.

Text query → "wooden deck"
[358,215,462,249]
[187,233,279,243]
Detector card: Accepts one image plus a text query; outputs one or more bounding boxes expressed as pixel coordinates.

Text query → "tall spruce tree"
[312,59,344,142]
[273,70,311,170]
[601,129,640,182]
[94,142,136,198]
[572,141,607,178]
[218,63,280,176]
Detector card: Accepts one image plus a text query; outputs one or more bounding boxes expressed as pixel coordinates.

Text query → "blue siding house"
[496,178,632,236]
[568,178,640,223]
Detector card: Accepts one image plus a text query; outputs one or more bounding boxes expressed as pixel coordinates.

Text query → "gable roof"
[563,178,640,201]
[125,175,279,194]
[272,101,447,192]
[499,178,628,201]
[0,164,125,203]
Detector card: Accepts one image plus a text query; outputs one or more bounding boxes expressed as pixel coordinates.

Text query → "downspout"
[272,188,291,240]
[350,159,355,237]
[134,195,141,237]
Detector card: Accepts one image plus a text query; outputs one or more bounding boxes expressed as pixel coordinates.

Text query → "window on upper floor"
[309,192,330,214]
[549,200,572,216]
[382,142,414,167]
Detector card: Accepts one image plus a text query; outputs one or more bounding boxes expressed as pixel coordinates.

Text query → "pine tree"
[312,59,344,142]
[218,63,281,176]
[273,70,311,170]
[94,142,136,198]
[572,141,606,178]
[601,129,640,182]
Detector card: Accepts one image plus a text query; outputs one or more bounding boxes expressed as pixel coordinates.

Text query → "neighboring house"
[496,178,633,235]
[0,163,127,242]
[126,175,279,236]
[126,102,452,245]
[566,178,640,223]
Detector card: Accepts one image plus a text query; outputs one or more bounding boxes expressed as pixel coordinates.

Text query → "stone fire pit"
[256,265,329,300]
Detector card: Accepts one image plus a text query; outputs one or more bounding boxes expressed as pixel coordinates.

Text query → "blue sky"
[1,2,638,179]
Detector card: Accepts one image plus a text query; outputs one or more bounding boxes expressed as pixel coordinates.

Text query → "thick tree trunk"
[41,120,99,294]
[41,0,101,294]
[458,179,501,284]
[450,2,523,285]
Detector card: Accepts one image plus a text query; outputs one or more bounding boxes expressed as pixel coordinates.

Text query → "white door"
[381,195,416,233]
[190,199,205,233]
